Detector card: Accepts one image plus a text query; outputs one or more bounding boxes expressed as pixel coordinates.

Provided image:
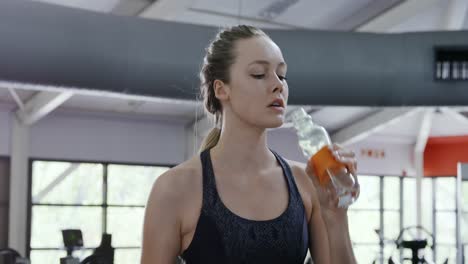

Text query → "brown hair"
[198,25,268,152]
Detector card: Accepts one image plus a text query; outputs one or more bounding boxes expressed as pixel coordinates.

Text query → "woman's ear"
[213,80,230,101]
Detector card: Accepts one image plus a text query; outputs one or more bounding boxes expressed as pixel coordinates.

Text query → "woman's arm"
[306,144,359,264]
[308,183,331,264]
[141,172,182,264]
[320,209,357,264]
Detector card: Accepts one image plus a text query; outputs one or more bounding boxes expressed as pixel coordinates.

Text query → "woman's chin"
[265,118,284,129]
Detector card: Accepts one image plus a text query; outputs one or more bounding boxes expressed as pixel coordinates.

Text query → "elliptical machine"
[389,226,448,264]
[80,233,114,264]
[60,229,84,264]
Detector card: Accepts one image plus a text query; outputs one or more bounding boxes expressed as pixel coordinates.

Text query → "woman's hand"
[306,143,360,216]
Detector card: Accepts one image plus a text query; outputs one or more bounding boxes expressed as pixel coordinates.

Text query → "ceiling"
[1,0,467,145]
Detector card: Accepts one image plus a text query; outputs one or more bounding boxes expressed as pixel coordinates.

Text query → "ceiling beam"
[444,0,468,30]
[139,0,191,20]
[440,107,468,125]
[186,7,298,29]
[112,0,156,16]
[356,0,439,32]
[414,108,434,155]
[7,88,25,111]
[331,108,419,146]
[338,0,404,31]
[16,91,73,125]
[464,6,468,29]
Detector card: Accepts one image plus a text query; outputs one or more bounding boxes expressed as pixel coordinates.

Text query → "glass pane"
[463,181,468,211]
[384,211,400,242]
[353,245,379,264]
[435,245,456,264]
[465,245,468,264]
[403,178,416,227]
[32,161,103,205]
[348,211,380,243]
[436,212,456,244]
[435,177,456,210]
[402,177,432,230]
[30,249,93,264]
[352,176,380,210]
[107,207,144,247]
[463,213,468,243]
[30,250,66,264]
[31,206,102,248]
[421,178,433,231]
[108,165,168,206]
[384,176,400,210]
[421,248,434,263]
[114,248,141,264]
[384,245,400,263]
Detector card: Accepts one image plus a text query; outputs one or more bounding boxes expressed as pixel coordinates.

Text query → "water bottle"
[290,108,358,208]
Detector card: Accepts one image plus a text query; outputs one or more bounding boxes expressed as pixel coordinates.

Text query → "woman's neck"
[210,117,276,172]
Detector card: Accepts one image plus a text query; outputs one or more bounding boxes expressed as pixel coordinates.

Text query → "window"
[348,175,403,264]
[463,180,468,264]
[434,177,457,264]
[348,175,437,264]
[29,160,170,264]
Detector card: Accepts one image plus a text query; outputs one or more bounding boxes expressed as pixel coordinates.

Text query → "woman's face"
[220,36,288,129]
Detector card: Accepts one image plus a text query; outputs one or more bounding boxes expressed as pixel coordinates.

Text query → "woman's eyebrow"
[248,60,287,67]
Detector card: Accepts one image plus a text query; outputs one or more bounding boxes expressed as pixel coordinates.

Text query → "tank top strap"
[269,149,303,203]
[199,148,219,211]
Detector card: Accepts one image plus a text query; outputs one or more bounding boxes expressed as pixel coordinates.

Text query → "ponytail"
[199,127,221,153]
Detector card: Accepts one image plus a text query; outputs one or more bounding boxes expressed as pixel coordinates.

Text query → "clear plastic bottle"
[290,107,358,208]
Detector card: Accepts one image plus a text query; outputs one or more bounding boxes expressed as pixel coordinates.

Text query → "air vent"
[435,47,468,81]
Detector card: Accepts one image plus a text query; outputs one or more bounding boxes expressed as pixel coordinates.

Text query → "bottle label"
[309,146,346,186]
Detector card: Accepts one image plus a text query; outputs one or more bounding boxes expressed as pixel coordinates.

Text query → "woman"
[141,25,358,264]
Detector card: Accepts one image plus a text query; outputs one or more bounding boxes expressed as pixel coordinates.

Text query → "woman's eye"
[251,74,265,79]
[277,75,288,81]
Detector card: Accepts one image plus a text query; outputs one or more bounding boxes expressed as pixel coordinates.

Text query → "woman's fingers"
[330,148,358,176]
[329,144,360,200]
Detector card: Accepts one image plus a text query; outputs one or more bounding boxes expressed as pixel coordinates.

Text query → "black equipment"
[80,234,114,264]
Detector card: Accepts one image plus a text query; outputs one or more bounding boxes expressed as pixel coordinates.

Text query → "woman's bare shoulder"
[284,159,316,218]
[285,159,308,181]
[155,156,201,193]
[152,155,202,201]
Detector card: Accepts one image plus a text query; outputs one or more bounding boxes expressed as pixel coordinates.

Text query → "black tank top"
[180,148,309,264]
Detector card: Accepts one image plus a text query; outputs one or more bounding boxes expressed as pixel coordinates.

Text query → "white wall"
[2,109,187,165]
[30,111,187,165]
[347,140,415,177]
[0,110,11,156]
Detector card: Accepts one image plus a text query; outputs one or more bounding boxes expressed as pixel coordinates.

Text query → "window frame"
[27,157,175,261]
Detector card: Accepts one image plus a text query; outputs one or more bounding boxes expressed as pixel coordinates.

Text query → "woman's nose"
[272,76,284,94]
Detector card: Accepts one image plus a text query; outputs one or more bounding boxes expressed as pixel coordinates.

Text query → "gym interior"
[0,0,468,263]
